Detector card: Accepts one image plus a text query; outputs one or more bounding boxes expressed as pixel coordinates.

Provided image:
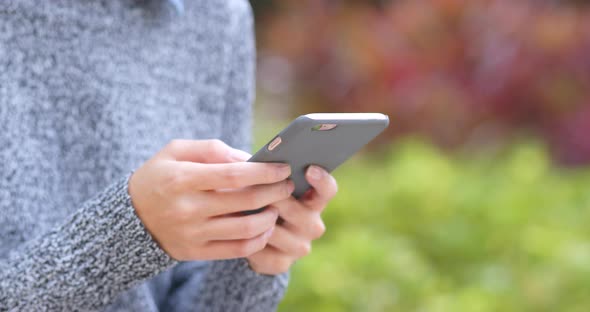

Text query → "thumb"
[163,139,251,163]
[227,148,252,163]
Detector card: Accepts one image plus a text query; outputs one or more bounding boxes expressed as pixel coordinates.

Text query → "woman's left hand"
[247,165,338,275]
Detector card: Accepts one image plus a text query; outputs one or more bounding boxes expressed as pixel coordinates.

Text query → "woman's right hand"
[128,139,293,261]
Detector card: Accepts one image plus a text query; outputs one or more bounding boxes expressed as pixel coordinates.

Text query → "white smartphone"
[249,113,389,198]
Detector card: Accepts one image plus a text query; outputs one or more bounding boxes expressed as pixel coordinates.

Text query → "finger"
[247,246,294,275]
[275,201,326,240]
[171,161,291,191]
[303,165,338,211]
[272,196,312,225]
[163,139,252,163]
[267,225,312,258]
[272,197,325,239]
[204,207,279,240]
[204,226,275,259]
[202,180,294,216]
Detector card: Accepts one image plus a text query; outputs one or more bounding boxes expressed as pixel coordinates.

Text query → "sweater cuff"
[54,173,177,303]
[3,175,175,310]
[197,258,290,311]
[86,174,176,285]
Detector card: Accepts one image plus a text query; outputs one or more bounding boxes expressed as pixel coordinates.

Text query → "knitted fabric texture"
[0,1,288,311]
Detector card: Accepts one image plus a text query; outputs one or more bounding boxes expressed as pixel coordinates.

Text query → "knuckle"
[261,167,274,183]
[186,195,208,218]
[163,168,187,192]
[311,220,326,239]
[243,191,262,210]
[221,166,242,188]
[272,257,293,274]
[207,139,227,154]
[282,182,293,198]
[166,139,184,152]
[233,243,249,258]
[175,204,194,223]
[240,218,258,238]
[296,242,312,257]
[234,240,261,258]
[246,257,261,271]
[269,182,291,202]
[252,256,292,275]
[180,228,195,245]
[264,166,282,183]
[251,237,268,253]
[251,259,276,275]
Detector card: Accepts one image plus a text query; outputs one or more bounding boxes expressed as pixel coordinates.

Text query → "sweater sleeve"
[160,1,289,311]
[0,175,175,311]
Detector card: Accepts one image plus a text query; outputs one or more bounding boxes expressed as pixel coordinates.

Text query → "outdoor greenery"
[266,139,590,312]
[251,1,590,311]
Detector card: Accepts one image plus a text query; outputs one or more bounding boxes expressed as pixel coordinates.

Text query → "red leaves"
[255,0,590,165]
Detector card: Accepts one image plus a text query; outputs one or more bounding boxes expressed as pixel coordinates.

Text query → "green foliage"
[276,140,590,312]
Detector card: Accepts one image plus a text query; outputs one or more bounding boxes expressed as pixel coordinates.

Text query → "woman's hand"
[128,139,294,261]
[247,165,338,275]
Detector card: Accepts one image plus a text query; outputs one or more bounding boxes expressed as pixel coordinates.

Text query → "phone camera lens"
[312,124,338,131]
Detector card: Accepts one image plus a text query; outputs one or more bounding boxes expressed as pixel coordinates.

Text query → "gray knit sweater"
[0,1,288,311]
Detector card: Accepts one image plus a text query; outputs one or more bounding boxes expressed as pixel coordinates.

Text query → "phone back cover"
[249,115,389,198]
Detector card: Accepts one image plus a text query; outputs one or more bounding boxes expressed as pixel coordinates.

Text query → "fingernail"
[287,180,295,194]
[277,163,291,175]
[308,166,323,180]
[230,149,252,162]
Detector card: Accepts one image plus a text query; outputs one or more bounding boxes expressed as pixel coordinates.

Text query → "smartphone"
[249,113,389,199]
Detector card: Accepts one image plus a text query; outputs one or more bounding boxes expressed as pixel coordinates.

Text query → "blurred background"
[250,1,590,311]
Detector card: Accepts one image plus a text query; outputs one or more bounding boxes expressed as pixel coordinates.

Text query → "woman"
[0,0,337,310]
